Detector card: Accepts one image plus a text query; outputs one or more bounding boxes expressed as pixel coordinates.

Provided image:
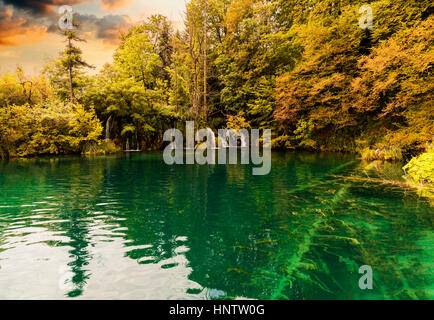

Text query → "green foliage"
[0,104,29,159]
[351,15,433,153]
[114,31,160,88]
[1,0,432,157]
[294,119,316,149]
[361,146,403,162]
[360,148,377,161]
[67,104,103,150]
[0,73,27,107]
[44,31,93,103]
[215,0,295,128]
[0,71,54,108]
[403,145,434,185]
[274,0,433,155]
[121,124,136,136]
[0,101,102,159]
[81,17,180,150]
[83,140,121,156]
[271,135,294,150]
[226,111,251,130]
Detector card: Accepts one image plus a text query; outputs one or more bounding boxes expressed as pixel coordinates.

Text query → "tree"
[43,31,93,104]
[215,0,296,129]
[350,15,434,153]
[61,31,93,103]
[16,67,32,105]
[0,70,54,108]
[186,1,203,120]
[203,0,208,122]
[0,101,102,158]
[83,24,179,150]
[0,73,27,108]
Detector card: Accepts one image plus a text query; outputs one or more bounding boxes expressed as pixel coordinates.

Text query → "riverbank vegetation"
[0,1,432,171]
[404,145,434,185]
[403,145,434,199]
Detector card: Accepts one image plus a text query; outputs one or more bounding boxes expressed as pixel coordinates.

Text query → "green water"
[0,152,432,299]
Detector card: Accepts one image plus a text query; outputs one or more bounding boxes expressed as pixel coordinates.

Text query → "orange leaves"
[224,0,254,35]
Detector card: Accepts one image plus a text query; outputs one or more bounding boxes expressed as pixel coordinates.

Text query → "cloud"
[69,13,132,45]
[1,0,134,14]
[0,3,47,48]
[100,0,133,12]
[94,14,131,44]
[0,0,151,50]
[1,0,85,15]
[0,1,133,48]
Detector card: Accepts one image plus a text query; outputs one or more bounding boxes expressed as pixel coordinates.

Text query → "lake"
[0,152,432,299]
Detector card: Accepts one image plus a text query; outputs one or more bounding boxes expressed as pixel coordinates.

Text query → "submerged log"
[329,175,410,187]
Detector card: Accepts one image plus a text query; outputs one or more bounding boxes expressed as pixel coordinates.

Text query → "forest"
[0,0,432,184]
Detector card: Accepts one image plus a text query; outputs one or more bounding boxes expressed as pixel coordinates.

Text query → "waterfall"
[105,115,112,140]
[207,128,216,149]
[239,130,249,147]
[135,126,139,151]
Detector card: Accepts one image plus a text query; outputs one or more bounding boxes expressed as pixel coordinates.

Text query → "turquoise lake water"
[0,151,432,299]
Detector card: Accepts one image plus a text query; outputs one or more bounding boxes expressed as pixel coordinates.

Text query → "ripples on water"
[0,152,432,299]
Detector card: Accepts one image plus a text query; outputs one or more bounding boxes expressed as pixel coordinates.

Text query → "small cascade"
[207,128,217,149]
[105,115,112,140]
[135,126,140,151]
[239,130,249,147]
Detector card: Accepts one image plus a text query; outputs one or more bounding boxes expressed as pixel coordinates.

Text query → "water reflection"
[0,152,432,299]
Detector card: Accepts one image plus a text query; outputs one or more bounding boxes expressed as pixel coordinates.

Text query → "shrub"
[361,148,377,161]
[403,145,434,185]
[0,101,103,158]
[360,146,403,161]
[83,140,121,156]
[271,135,294,150]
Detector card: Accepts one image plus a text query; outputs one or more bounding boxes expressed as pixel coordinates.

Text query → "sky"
[0,0,186,76]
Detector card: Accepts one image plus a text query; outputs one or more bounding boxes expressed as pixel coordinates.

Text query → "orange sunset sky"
[0,0,185,75]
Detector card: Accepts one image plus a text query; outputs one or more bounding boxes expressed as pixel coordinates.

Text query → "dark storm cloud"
[1,0,85,15]
[1,0,131,15]
[0,2,47,47]
[47,13,132,44]
[0,0,133,47]
[93,14,131,42]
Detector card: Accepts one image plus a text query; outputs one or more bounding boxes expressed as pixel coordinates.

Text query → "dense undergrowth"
[403,145,434,201]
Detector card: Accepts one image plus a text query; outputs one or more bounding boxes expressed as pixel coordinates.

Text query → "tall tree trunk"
[27,85,32,105]
[187,10,199,121]
[20,82,32,105]
[68,37,75,104]
[203,0,208,123]
[193,58,198,119]
[174,62,179,113]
